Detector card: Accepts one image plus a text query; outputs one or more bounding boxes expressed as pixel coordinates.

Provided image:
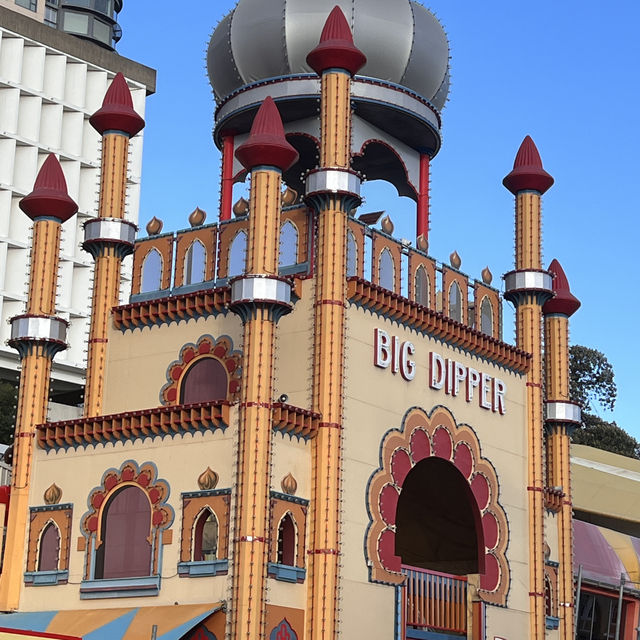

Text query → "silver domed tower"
[209,0,450,241]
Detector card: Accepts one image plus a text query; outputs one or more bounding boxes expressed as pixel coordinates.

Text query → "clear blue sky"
[117,2,640,436]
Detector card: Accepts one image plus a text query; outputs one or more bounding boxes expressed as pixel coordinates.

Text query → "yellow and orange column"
[83,72,144,417]
[0,154,77,609]
[229,96,298,640]
[503,135,555,640]
[543,259,581,640]
[305,8,366,639]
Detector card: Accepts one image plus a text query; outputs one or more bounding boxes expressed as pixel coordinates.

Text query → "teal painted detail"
[267,562,306,583]
[178,559,229,577]
[84,608,138,639]
[24,569,69,585]
[0,610,58,632]
[79,575,160,599]
[546,615,560,630]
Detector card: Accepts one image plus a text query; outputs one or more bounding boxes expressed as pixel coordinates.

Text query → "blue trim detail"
[0,610,59,632]
[406,628,465,639]
[267,562,306,583]
[129,289,172,303]
[24,569,69,586]
[395,585,403,640]
[170,280,218,296]
[79,575,161,599]
[279,261,309,276]
[182,488,232,499]
[546,615,560,630]
[29,503,73,513]
[84,608,139,639]
[102,129,131,137]
[269,491,309,506]
[178,559,229,577]
[31,216,63,223]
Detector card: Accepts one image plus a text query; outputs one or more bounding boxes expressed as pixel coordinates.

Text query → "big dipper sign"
[373,328,507,415]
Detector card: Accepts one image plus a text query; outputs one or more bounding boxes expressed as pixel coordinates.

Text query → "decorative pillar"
[417,153,430,248]
[83,72,144,417]
[503,135,555,640]
[0,155,77,610]
[543,259,581,640]
[220,133,235,222]
[305,8,365,640]
[229,96,298,640]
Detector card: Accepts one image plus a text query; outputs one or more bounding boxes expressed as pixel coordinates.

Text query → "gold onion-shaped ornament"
[232,197,250,217]
[281,472,298,496]
[381,215,394,235]
[449,250,461,269]
[482,266,493,285]
[189,206,207,227]
[146,216,163,236]
[281,187,298,206]
[416,234,428,253]
[197,467,219,491]
[44,483,62,505]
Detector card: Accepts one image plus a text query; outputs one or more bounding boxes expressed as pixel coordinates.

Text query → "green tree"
[568,345,639,459]
[0,380,17,445]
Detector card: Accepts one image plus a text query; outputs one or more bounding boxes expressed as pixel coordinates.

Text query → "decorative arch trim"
[365,405,509,606]
[161,334,242,405]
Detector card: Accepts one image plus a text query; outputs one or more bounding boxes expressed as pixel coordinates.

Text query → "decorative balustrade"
[404,566,467,635]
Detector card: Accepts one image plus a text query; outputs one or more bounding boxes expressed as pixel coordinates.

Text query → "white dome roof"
[208,0,450,109]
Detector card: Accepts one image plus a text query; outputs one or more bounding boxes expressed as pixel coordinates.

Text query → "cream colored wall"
[21,412,239,612]
[340,307,530,636]
[0,0,45,22]
[103,315,243,413]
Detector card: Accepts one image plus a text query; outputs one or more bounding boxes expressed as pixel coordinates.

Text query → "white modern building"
[0,2,155,413]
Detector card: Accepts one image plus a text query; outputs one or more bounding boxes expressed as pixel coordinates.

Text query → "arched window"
[346,230,357,277]
[141,248,162,293]
[480,297,493,335]
[95,486,152,580]
[279,221,298,268]
[448,281,462,323]
[180,357,228,405]
[379,249,395,291]
[38,522,60,572]
[228,231,247,277]
[192,509,218,562]
[395,457,483,575]
[184,240,206,286]
[277,513,296,566]
[545,575,553,617]
[414,266,429,307]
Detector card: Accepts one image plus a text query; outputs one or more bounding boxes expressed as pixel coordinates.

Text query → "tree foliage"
[571,413,640,459]
[0,381,17,446]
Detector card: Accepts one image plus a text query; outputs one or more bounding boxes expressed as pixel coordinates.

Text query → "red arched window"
[193,509,219,562]
[38,522,60,572]
[277,514,296,566]
[95,486,152,579]
[180,357,228,405]
[545,575,553,616]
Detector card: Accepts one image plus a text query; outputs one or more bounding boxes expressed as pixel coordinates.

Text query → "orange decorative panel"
[131,235,174,295]
[474,282,501,339]
[442,266,468,324]
[174,225,218,288]
[26,505,73,577]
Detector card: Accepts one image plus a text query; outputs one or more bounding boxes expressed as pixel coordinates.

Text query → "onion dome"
[235,96,299,171]
[307,6,366,76]
[543,259,581,317]
[503,135,554,195]
[207,0,450,108]
[90,72,145,137]
[19,154,78,222]
[146,216,163,236]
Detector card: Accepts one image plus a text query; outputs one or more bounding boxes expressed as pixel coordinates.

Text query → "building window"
[576,591,623,640]
[279,221,298,268]
[44,6,58,26]
[180,357,229,405]
[480,297,493,335]
[184,240,206,285]
[346,231,357,277]
[414,266,429,307]
[16,0,38,10]
[37,522,60,572]
[94,486,152,580]
[378,249,394,291]
[448,281,462,323]
[193,509,218,562]
[228,231,247,278]
[277,514,296,567]
[140,248,163,293]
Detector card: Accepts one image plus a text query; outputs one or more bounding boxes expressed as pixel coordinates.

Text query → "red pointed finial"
[235,97,299,172]
[503,135,554,195]
[19,154,78,222]
[90,72,145,137]
[306,6,367,76]
[543,259,580,317]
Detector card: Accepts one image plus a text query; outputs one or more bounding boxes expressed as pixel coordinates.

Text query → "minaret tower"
[83,72,144,417]
[543,259,581,640]
[304,8,366,640]
[229,97,299,640]
[503,135,555,640]
[0,155,77,610]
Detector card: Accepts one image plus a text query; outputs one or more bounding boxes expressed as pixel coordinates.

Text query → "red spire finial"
[235,97,299,172]
[542,259,581,317]
[503,135,554,195]
[19,154,78,222]
[306,6,367,76]
[90,72,145,137]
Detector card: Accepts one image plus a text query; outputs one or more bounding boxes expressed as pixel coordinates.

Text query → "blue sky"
[117,2,640,436]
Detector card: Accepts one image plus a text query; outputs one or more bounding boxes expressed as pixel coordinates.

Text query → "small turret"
[503,135,554,195]
[543,259,581,317]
